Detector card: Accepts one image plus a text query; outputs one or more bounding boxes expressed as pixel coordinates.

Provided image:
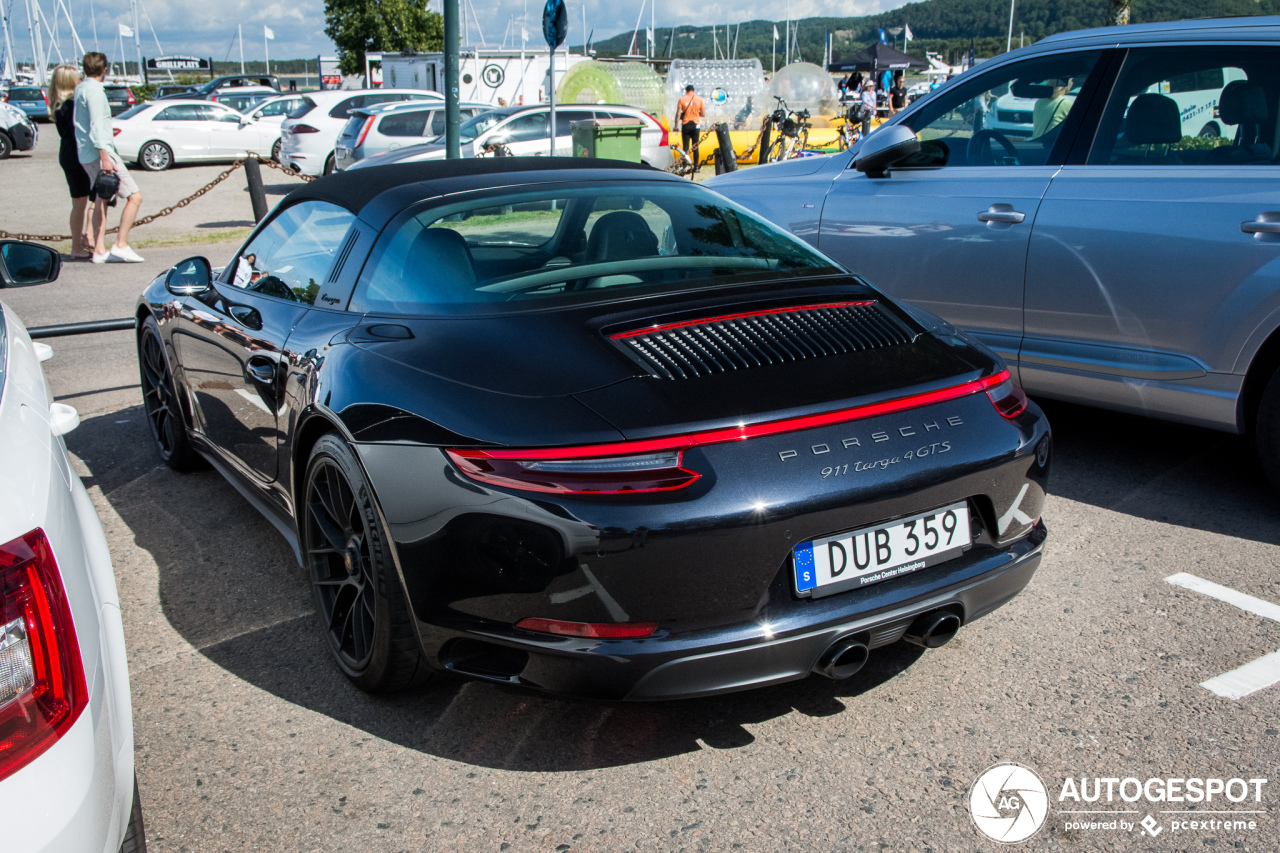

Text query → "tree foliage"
[324,0,444,76]
[582,0,1280,68]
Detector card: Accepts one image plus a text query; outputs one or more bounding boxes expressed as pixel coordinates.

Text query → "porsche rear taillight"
[291,123,321,134]
[355,116,375,147]
[985,373,1029,419]
[447,372,1019,495]
[446,449,700,495]
[0,529,87,781]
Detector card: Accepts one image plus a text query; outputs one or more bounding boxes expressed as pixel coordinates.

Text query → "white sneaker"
[91,251,110,264]
[107,245,144,263]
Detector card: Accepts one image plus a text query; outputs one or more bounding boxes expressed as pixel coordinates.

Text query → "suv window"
[899,50,1101,168]
[378,109,430,137]
[254,97,300,118]
[288,97,317,119]
[1089,47,1277,166]
[230,201,355,305]
[8,88,43,100]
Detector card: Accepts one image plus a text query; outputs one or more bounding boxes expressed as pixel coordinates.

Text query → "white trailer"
[373,48,587,106]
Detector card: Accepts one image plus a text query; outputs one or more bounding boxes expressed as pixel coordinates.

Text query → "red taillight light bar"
[448,371,1019,494]
[515,618,658,638]
[0,529,87,781]
[355,116,375,148]
[290,123,321,134]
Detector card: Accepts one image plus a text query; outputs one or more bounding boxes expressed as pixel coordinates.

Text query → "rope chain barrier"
[0,155,313,243]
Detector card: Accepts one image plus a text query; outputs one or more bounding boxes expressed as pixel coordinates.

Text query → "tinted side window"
[329,97,362,119]
[500,113,549,142]
[378,109,430,137]
[900,50,1101,168]
[288,97,316,119]
[230,201,355,305]
[429,111,446,136]
[157,105,202,121]
[1089,47,1277,166]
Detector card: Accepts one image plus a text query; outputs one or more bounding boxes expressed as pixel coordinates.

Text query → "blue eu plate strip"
[794,544,817,592]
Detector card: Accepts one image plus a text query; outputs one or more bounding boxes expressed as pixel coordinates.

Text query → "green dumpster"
[571,118,644,162]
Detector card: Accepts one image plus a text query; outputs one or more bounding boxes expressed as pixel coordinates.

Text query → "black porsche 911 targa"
[135,158,1049,700]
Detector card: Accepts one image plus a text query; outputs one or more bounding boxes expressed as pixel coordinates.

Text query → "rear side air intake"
[611,301,916,380]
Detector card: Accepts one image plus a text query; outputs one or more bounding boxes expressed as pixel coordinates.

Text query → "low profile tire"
[322,152,336,176]
[0,132,12,159]
[271,137,282,161]
[137,315,204,471]
[118,774,148,852]
[138,140,172,171]
[302,434,431,693]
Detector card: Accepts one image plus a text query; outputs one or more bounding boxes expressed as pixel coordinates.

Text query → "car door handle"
[1242,213,1280,234]
[977,206,1026,224]
[246,358,275,383]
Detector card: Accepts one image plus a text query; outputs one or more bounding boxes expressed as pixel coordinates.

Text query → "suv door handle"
[1242,213,1280,235]
[977,205,1026,224]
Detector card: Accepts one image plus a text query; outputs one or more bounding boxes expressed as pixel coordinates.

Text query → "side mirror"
[853,125,921,178]
[0,240,60,287]
[166,256,212,296]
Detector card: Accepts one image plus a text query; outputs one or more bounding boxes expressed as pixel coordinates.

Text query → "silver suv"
[708,17,1280,488]
[333,100,491,170]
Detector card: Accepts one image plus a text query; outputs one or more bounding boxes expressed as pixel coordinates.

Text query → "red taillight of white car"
[290,124,321,134]
[0,528,87,781]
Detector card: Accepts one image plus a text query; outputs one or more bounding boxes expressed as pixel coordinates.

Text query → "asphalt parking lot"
[3,140,1280,852]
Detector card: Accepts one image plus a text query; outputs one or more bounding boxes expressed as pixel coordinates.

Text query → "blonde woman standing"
[49,65,93,259]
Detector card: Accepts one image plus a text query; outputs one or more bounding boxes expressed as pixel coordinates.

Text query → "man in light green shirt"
[73,51,144,263]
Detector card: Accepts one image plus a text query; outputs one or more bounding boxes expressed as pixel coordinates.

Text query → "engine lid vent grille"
[609,301,916,380]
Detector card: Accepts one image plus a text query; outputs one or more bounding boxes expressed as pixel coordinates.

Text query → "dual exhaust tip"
[813,610,962,680]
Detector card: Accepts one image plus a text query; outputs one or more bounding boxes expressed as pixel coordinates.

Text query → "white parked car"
[112,99,276,171]
[278,88,443,176]
[350,103,674,169]
[0,241,143,852]
[238,93,309,161]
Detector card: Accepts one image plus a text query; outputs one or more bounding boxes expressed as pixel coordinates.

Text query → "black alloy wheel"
[137,315,202,471]
[302,434,429,692]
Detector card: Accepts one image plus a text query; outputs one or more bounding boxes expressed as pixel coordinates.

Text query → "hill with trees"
[577,0,1280,68]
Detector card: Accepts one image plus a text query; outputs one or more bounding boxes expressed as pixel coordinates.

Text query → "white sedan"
[112,98,277,171]
[0,241,144,852]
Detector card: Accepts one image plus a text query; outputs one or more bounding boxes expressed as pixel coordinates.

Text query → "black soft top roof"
[282,157,677,228]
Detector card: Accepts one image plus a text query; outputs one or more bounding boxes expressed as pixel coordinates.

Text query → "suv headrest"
[1126,93,1182,145]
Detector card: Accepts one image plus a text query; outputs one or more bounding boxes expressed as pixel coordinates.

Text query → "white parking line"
[1164,572,1280,699]
[1200,651,1280,701]
[1164,572,1280,623]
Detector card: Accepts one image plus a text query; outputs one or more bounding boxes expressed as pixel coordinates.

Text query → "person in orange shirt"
[674,84,706,173]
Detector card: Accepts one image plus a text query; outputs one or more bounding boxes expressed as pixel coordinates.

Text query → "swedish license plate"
[794,501,971,598]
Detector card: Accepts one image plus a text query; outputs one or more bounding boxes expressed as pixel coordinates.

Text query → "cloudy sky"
[6,0,899,63]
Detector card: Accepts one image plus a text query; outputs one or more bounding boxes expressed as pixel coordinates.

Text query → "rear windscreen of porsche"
[349,182,845,315]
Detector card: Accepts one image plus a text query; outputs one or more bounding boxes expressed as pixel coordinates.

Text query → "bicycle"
[764,96,812,162]
[835,103,863,152]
